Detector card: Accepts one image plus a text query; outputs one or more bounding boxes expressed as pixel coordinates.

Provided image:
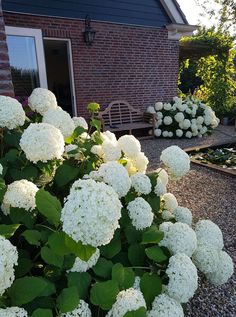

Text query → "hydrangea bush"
[0,89,233,317]
[147,96,219,139]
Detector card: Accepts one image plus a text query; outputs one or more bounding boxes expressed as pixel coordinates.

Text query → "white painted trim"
[160,0,185,24]
[166,23,197,40]
[44,37,77,116]
[5,26,48,89]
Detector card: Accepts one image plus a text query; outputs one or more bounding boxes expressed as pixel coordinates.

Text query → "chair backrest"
[98,100,143,126]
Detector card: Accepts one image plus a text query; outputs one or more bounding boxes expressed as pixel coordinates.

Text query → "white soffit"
[166,23,198,40]
[160,0,186,24]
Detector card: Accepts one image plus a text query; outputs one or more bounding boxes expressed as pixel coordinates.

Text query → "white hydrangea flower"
[2,180,38,215]
[127,197,153,230]
[166,253,198,303]
[192,245,220,274]
[0,236,18,295]
[97,161,131,198]
[20,123,64,163]
[0,163,3,175]
[156,111,163,119]
[176,129,183,137]
[162,131,169,138]
[159,222,197,257]
[205,251,234,286]
[0,307,28,317]
[73,116,88,130]
[154,178,167,196]
[185,107,192,114]
[28,88,57,115]
[154,129,162,137]
[163,103,172,111]
[61,300,92,317]
[168,132,173,138]
[101,131,117,143]
[174,112,185,123]
[147,106,155,114]
[106,288,146,317]
[177,103,187,112]
[160,146,190,179]
[156,168,168,186]
[162,193,178,212]
[159,221,173,247]
[117,135,141,157]
[91,145,104,157]
[196,116,204,125]
[163,116,173,125]
[102,141,121,162]
[147,294,184,317]
[61,179,122,247]
[132,152,149,174]
[173,97,182,104]
[154,102,163,111]
[132,276,141,290]
[43,107,75,137]
[195,220,224,249]
[130,173,152,195]
[185,131,192,138]
[200,126,208,135]
[0,96,25,129]
[173,206,192,226]
[161,210,173,220]
[69,248,100,273]
[182,119,191,129]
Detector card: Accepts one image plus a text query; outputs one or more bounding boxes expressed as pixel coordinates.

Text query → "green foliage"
[90,280,119,310]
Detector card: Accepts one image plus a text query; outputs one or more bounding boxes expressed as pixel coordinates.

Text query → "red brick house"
[0,0,195,117]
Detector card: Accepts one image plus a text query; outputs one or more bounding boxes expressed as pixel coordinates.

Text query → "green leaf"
[65,235,96,261]
[36,189,61,226]
[141,226,164,245]
[90,118,101,132]
[31,308,53,317]
[10,207,35,228]
[8,277,49,306]
[67,272,91,299]
[41,246,64,268]
[0,178,6,203]
[144,192,160,213]
[124,307,147,317]
[9,166,38,182]
[4,149,19,162]
[15,257,32,278]
[145,246,168,263]
[90,280,119,310]
[140,273,162,307]
[128,244,145,266]
[124,225,142,244]
[100,230,121,259]
[22,229,41,246]
[0,224,20,238]
[48,232,71,256]
[4,131,21,148]
[147,172,158,188]
[92,258,113,278]
[55,163,79,187]
[112,263,135,290]
[56,286,80,313]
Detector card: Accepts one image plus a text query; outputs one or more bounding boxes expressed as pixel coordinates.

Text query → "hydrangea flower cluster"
[162,193,178,212]
[2,180,38,215]
[147,96,219,138]
[28,87,57,115]
[130,172,152,195]
[20,123,65,163]
[147,294,184,317]
[69,248,100,273]
[73,116,88,130]
[127,197,153,230]
[61,300,92,317]
[173,206,193,226]
[0,96,25,129]
[0,236,18,295]
[61,179,122,247]
[0,307,28,317]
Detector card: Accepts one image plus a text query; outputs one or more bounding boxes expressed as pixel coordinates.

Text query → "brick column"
[0,0,14,96]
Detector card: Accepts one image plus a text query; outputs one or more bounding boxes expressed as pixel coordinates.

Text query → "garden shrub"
[0,89,233,317]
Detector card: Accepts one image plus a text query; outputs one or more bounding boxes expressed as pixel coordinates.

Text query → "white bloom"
[159,222,173,247]
[0,163,3,175]
[177,103,187,112]
[73,116,88,130]
[192,245,220,274]
[168,132,173,138]
[162,193,178,212]
[164,103,172,111]
[61,300,92,317]
[118,135,141,157]
[0,307,28,317]
[196,116,204,125]
[69,248,100,273]
[132,276,141,290]
[161,210,173,220]
[156,168,168,186]
[156,112,163,119]
[20,123,64,163]
[154,102,163,111]
[127,197,153,230]
[200,126,208,135]
[205,251,234,285]
[106,288,146,317]
[185,131,192,138]
[173,97,182,104]
[132,152,149,174]
[182,119,191,129]
[162,131,169,138]
[65,144,81,160]
[147,106,155,114]
[154,129,162,137]
[0,236,18,295]
[159,222,197,257]
[102,141,121,162]
[97,161,131,198]
[166,253,198,303]
[91,145,104,157]
[176,129,183,137]
[28,88,57,115]
[101,131,117,143]
[0,96,25,129]
[61,179,122,247]
[43,107,75,137]
[163,116,173,125]
[155,120,162,128]
[160,145,190,179]
[191,124,198,133]
[147,294,184,317]
[130,173,151,195]
[195,220,224,249]
[173,206,192,226]
[185,107,192,114]
[174,112,185,123]
[2,180,38,215]
[154,178,166,196]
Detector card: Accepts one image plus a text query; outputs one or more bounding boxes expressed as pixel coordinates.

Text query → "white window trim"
[5,26,48,89]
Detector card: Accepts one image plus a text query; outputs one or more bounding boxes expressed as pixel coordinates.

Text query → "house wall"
[3,12,179,117]
[0,0,13,96]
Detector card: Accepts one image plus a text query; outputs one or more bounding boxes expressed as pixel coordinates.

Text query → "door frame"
[44,37,77,116]
[5,26,48,89]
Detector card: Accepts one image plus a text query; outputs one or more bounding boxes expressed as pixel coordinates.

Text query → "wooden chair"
[98,100,156,138]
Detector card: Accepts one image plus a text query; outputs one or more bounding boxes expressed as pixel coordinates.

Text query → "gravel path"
[141,125,236,317]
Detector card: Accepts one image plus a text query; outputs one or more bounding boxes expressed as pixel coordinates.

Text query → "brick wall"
[0,0,13,96]
[3,12,179,117]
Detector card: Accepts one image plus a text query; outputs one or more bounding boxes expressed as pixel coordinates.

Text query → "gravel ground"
[141,125,236,317]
